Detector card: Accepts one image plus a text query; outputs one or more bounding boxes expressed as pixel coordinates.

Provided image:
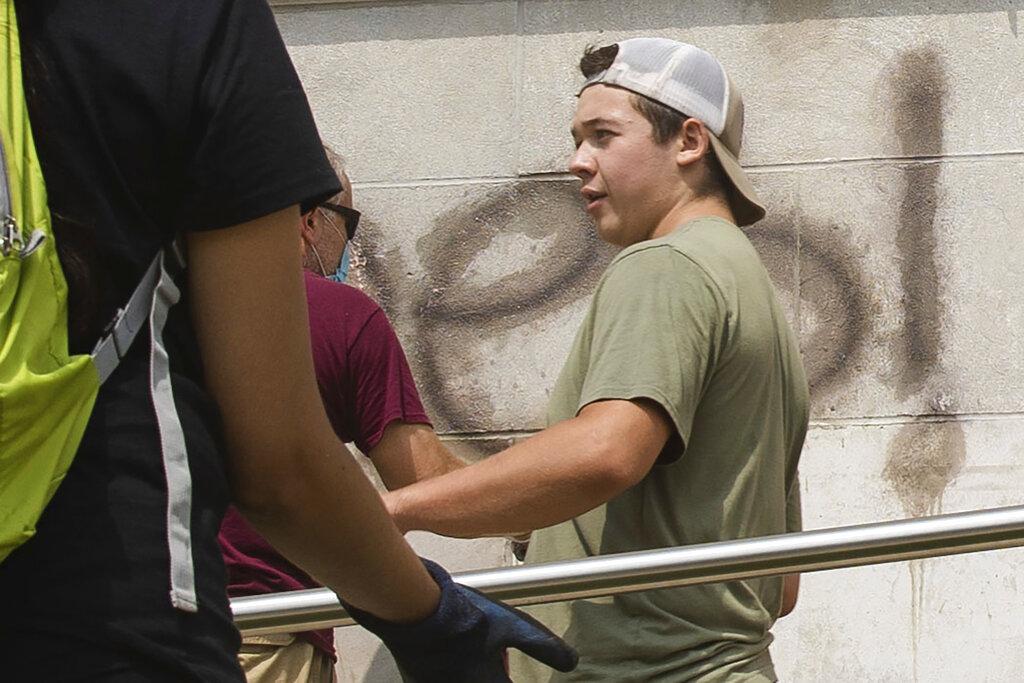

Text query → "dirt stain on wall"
[356,180,617,433]
[884,419,966,681]
[413,181,615,328]
[884,422,966,518]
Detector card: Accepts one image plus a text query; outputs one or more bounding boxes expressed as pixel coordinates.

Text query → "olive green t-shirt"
[510,218,808,682]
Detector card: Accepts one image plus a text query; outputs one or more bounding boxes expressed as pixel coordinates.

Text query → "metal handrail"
[232,504,1024,635]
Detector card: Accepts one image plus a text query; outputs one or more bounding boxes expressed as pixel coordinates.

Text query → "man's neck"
[648,195,735,241]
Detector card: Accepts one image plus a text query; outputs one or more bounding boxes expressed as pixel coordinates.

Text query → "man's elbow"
[574,399,668,498]
[778,594,798,618]
[589,444,651,499]
[230,449,311,522]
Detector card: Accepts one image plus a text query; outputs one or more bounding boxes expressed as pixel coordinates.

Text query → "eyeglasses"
[318,201,360,241]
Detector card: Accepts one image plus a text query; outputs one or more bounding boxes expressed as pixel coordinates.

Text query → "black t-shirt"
[0,1,340,680]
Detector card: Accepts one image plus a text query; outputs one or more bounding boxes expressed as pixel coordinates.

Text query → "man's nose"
[569,145,595,180]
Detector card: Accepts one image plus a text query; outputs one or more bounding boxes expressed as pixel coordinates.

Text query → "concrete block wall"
[273,2,1024,680]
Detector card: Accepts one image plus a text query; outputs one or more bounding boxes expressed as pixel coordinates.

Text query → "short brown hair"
[580,44,685,144]
[578,44,729,199]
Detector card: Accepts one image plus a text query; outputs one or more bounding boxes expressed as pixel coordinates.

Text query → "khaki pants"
[238,633,336,683]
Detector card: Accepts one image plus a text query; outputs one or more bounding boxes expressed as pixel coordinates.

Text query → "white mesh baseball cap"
[579,37,765,226]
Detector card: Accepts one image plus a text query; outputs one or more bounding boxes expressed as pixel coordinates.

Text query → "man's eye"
[593,130,613,141]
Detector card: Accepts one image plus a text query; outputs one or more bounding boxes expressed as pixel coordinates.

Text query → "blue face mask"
[309,207,352,283]
[327,244,351,283]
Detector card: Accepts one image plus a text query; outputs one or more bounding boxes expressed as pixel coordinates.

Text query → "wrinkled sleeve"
[577,246,724,462]
[348,309,432,454]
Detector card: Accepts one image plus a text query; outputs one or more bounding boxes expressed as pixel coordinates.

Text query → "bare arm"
[779,574,800,617]
[187,206,438,622]
[370,422,467,491]
[385,398,672,538]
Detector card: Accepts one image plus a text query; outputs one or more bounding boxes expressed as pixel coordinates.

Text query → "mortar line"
[436,411,1024,439]
[749,150,1024,173]
[273,0,493,9]
[355,150,1024,190]
[810,411,1024,428]
[438,430,539,441]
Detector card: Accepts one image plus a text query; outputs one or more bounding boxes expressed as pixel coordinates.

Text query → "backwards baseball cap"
[579,37,765,226]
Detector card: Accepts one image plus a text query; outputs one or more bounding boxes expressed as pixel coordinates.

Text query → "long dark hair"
[20,29,106,349]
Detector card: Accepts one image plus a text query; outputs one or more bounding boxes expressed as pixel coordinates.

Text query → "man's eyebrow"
[576,116,620,129]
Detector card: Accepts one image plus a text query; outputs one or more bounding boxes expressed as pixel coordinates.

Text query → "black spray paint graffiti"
[410,183,618,434]
[357,181,617,437]
[359,183,881,439]
[882,47,964,520]
[745,215,872,399]
[891,48,946,400]
[356,48,965,505]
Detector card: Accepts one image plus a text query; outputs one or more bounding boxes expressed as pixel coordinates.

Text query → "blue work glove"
[343,558,577,682]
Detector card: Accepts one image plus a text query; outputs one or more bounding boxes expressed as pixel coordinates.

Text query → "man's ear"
[676,118,710,169]
[300,211,317,245]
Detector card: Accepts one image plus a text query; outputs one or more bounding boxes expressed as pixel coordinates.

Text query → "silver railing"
[233,504,1024,635]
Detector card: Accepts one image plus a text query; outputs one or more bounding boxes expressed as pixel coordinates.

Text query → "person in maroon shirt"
[219,148,465,682]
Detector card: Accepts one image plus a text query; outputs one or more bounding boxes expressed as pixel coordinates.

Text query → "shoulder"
[603,234,720,297]
[304,272,378,307]
[591,225,733,325]
[304,273,388,335]
[612,218,758,299]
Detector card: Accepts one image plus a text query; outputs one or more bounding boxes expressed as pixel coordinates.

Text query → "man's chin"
[594,222,632,248]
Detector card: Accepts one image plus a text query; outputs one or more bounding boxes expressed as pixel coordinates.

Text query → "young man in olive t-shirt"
[384,38,809,681]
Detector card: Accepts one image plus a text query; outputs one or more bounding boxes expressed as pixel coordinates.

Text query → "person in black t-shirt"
[2,1,575,681]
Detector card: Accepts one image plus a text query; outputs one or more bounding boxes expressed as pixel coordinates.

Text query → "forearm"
[779,573,800,617]
[420,437,467,478]
[236,431,438,621]
[388,400,671,538]
[387,407,658,538]
[372,423,467,491]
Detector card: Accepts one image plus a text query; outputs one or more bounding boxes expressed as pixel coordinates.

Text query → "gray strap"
[89,241,198,612]
[148,249,198,613]
[91,251,163,383]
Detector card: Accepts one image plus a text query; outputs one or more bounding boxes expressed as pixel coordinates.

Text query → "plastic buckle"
[102,307,130,359]
[1,216,20,256]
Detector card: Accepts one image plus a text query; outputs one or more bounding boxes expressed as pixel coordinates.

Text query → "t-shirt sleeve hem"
[185,170,341,232]
[576,384,691,455]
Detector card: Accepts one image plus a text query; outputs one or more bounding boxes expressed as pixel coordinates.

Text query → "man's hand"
[344,558,578,682]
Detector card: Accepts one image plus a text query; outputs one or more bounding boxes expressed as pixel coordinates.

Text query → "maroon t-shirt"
[219,272,431,660]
